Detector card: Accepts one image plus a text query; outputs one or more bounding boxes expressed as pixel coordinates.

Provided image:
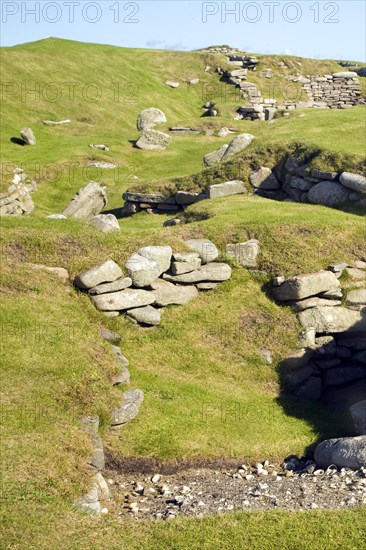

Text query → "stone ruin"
[0,168,36,216]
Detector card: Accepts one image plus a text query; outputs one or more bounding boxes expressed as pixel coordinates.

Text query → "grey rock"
[226,240,260,267]
[290,176,313,192]
[175,191,206,205]
[90,214,120,232]
[62,181,107,219]
[136,129,172,150]
[74,482,101,515]
[346,288,366,309]
[350,401,366,435]
[273,271,340,301]
[298,306,366,334]
[294,297,342,312]
[91,288,155,311]
[250,167,280,190]
[138,246,172,274]
[332,71,358,78]
[166,80,179,88]
[185,239,219,264]
[127,305,161,326]
[285,364,315,388]
[196,282,218,290]
[314,436,366,469]
[339,172,366,194]
[172,255,201,274]
[222,134,255,160]
[111,345,129,367]
[89,277,132,295]
[75,260,123,290]
[89,435,105,470]
[308,181,349,207]
[79,415,99,436]
[111,389,144,425]
[137,108,167,130]
[353,350,366,364]
[123,192,168,204]
[282,348,314,370]
[92,472,110,500]
[150,279,198,306]
[311,168,338,181]
[163,263,231,284]
[99,327,121,342]
[203,144,229,166]
[208,180,246,199]
[47,214,67,219]
[217,127,230,137]
[125,253,161,287]
[20,127,36,145]
[87,161,116,169]
[112,365,130,386]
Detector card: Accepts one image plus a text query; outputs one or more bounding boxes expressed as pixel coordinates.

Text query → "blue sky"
[1,1,365,61]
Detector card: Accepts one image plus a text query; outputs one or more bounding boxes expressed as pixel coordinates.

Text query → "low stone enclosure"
[72,239,366,514]
[121,152,366,215]
[0,168,36,216]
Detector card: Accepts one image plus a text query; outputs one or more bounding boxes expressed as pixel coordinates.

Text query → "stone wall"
[274,265,366,435]
[121,158,366,215]
[301,72,363,108]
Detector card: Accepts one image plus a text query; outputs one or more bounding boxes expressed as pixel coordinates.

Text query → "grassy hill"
[1,38,365,548]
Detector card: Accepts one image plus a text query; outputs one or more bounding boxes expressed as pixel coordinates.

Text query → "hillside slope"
[1,38,365,548]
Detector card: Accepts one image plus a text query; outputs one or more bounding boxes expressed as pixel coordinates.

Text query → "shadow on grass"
[10,137,26,146]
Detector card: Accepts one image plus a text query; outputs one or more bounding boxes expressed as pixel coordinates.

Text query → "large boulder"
[111,389,144,426]
[308,181,349,207]
[350,400,366,435]
[126,305,161,326]
[208,180,245,199]
[74,260,123,290]
[203,144,229,167]
[346,288,366,310]
[90,214,120,232]
[150,279,198,306]
[185,239,219,264]
[226,240,260,267]
[339,172,366,194]
[91,288,155,311]
[314,436,366,469]
[273,271,340,301]
[221,133,254,160]
[137,108,167,130]
[125,253,161,287]
[136,129,171,150]
[62,181,107,219]
[250,167,280,190]
[298,306,366,334]
[20,127,36,145]
[138,246,172,274]
[163,262,231,284]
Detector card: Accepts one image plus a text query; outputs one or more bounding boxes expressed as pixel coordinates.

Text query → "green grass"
[1,38,366,547]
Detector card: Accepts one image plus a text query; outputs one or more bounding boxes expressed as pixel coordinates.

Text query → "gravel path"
[104,458,366,520]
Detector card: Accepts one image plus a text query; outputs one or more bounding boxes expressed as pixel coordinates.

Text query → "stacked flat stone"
[74,241,232,326]
[301,72,363,109]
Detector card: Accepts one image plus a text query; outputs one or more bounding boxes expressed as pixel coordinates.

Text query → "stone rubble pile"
[74,240,232,325]
[0,168,36,216]
[274,262,366,434]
